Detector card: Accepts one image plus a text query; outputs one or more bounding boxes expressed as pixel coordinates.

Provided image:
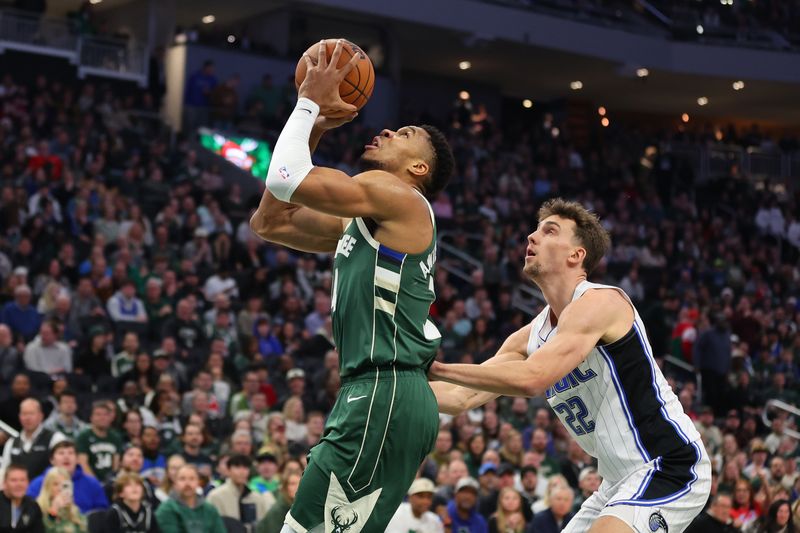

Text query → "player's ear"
[408,159,430,178]
[568,246,586,269]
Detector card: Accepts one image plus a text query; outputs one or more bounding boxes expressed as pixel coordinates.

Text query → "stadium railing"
[761,399,800,441]
[0,8,147,86]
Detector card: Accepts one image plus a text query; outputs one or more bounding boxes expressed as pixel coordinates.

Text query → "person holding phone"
[35,468,86,533]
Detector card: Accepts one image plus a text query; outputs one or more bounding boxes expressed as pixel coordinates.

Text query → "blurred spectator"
[447,477,487,533]
[2,285,41,342]
[184,61,218,132]
[488,487,526,533]
[35,467,86,532]
[0,399,66,480]
[1,464,44,532]
[155,464,225,533]
[526,484,573,533]
[693,313,732,415]
[43,390,87,441]
[22,322,71,378]
[26,441,107,514]
[76,401,122,483]
[210,76,240,130]
[255,469,301,533]
[685,492,738,533]
[207,454,274,529]
[101,472,159,533]
[386,478,443,533]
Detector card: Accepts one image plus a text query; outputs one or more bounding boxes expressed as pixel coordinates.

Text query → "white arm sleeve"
[265,97,320,202]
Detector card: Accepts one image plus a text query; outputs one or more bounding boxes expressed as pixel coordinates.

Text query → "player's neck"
[539,275,586,319]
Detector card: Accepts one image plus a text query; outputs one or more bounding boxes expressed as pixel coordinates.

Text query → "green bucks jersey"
[331,195,441,377]
[76,428,123,482]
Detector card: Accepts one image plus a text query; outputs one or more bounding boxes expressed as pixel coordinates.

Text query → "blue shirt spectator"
[28,464,109,513]
[447,478,488,533]
[185,61,218,107]
[1,285,42,341]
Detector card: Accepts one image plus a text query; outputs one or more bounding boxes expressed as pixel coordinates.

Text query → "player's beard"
[358,155,389,172]
[523,259,542,280]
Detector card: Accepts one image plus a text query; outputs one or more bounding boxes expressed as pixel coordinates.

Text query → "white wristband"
[265,97,320,202]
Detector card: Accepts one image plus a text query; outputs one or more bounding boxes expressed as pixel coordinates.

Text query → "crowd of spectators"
[0,59,797,533]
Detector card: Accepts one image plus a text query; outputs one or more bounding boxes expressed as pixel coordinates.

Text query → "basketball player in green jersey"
[250,40,455,533]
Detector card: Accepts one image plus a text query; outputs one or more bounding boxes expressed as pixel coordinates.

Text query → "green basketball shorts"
[286,366,439,533]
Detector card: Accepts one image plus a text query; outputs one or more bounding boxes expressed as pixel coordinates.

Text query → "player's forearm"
[430,381,498,415]
[309,126,325,153]
[430,360,544,397]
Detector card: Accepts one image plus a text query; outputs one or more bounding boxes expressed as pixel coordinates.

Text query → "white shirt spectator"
[106,287,148,323]
[203,274,239,301]
[755,206,785,236]
[787,219,800,249]
[385,502,444,533]
[23,334,72,375]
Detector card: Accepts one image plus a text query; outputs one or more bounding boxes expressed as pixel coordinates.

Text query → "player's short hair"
[419,125,454,200]
[537,198,611,275]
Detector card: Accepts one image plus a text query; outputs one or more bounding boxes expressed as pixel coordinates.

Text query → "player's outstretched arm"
[429,290,629,397]
[431,324,531,415]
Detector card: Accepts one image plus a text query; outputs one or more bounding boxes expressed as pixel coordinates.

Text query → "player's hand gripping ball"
[295,38,375,116]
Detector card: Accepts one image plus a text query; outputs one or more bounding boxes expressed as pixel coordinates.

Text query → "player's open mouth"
[364,137,380,150]
[526,247,536,257]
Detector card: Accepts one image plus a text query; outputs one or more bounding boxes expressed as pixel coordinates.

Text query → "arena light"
[601,117,610,127]
[697,96,708,106]
[458,61,471,71]
[522,99,533,108]
[636,68,649,78]
[570,81,583,91]
[227,34,236,43]
[733,80,745,90]
[598,106,606,116]
[202,15,216,24]
[459,90,470,100]
[681,113,690,123]
[696,25,704,34]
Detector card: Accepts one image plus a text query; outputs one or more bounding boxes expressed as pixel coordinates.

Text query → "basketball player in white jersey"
[430,198,711,533]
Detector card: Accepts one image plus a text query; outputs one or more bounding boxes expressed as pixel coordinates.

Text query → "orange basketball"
[294,38,375,112]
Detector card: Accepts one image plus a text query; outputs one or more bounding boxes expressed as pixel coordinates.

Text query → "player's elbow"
[249,209,277,240]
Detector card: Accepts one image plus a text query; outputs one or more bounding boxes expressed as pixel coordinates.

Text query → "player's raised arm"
[430,324,531,415]
[249,113,356,253]
[430,289,630,397]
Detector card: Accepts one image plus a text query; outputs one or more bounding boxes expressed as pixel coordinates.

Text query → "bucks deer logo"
[330,506,358,533]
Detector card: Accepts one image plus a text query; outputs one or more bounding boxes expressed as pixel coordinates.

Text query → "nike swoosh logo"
[347,395,368,403]
[298,108,313,114]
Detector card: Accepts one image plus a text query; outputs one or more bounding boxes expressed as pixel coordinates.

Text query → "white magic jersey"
[527,281,702,486]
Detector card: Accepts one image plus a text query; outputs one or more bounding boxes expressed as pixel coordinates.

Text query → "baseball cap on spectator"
[407,478,435,496]
[578,466,598,483]
[287,368,305,380]
[12,266,28,277]
[455,477,479,493]
[478,463,498,476]
[498,463,515,477]
[256,452,277,464]
[153,349,169,360]
[194,227,209,238]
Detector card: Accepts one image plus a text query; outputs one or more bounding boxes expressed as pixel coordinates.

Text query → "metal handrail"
[437,240,483,270]
[0,8,77,53]
[0,419,18,439]
[761,399,800,441]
